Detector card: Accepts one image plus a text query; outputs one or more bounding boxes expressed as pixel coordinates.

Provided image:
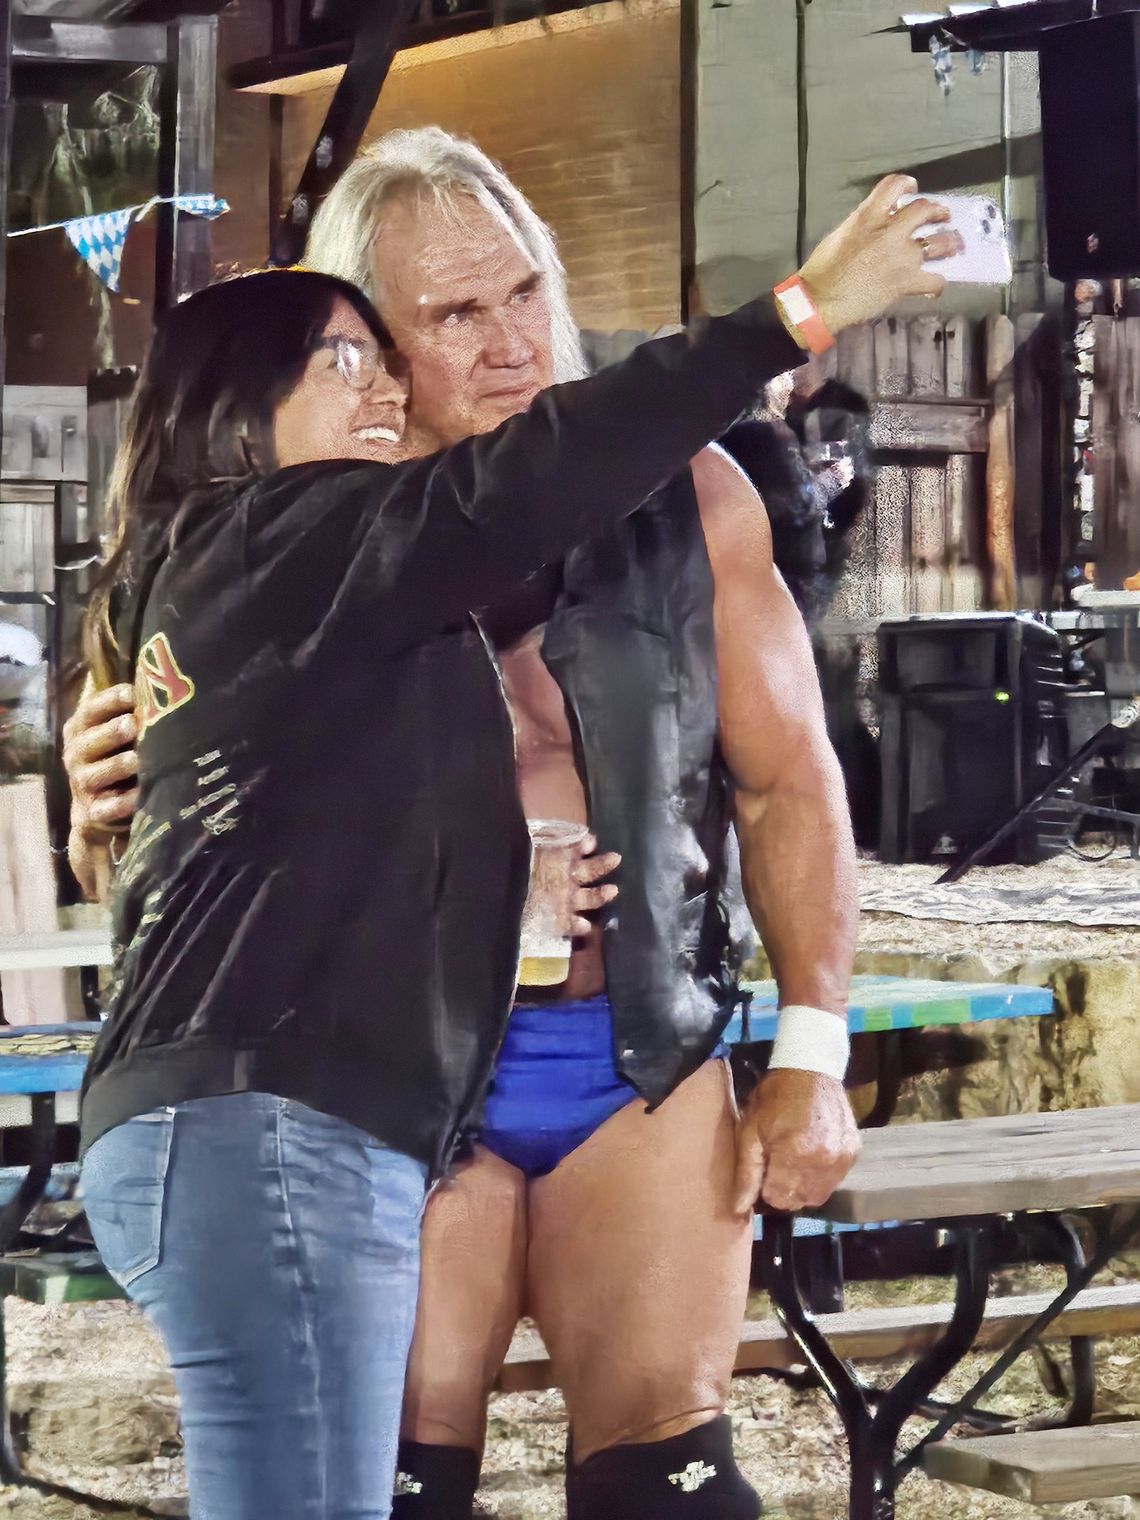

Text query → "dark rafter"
[270,0,422,267]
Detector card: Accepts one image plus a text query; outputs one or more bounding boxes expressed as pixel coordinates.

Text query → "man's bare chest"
[497,632,587,823]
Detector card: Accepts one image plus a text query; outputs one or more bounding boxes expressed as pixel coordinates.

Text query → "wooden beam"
[271,0,425,267]
[230,0,630,94]
[154,16,219,313]
[11,17,167,66]
[868,401,989,455]
[678,0,697,320]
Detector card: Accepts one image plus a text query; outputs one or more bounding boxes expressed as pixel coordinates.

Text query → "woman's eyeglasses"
[317,337,385,392]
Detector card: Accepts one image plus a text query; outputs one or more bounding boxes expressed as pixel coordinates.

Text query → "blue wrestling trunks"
[478,993,729,1179]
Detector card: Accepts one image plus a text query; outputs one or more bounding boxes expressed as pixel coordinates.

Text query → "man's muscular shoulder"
[689,443,776,586]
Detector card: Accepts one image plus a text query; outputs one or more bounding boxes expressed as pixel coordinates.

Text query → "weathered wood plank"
[868,400,988,454]
[908,316,945,399]
[925,1423,1140,1505]
[815,1104,1140,1225]
[943,316,979,401]
[1013,312,1046,603]
[874,464,909,618]
[0,778,70,1025]
[986,313,1017,609]
[0,494,52,595]
[944,455,984,611]
[873,316,909,399]
[1093,313,1140,586]
[1,387,86,483]
[837,324,875,398]
[910,464,946,613]
[498,1283,1140,1393]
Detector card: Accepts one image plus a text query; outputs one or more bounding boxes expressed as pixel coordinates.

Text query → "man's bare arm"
[692,444,860,1213]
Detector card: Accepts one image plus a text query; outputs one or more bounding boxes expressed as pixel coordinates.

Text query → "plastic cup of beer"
[517,819,589,987]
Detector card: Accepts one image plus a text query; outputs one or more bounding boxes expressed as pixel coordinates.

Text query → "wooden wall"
[824,314,989,627]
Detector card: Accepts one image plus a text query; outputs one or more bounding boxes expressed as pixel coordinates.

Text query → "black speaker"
[877,616,1068,865]
[1040,13,1140,280]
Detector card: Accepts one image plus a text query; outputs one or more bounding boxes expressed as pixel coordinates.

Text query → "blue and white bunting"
[63,208,136,293]
[9,194,230,293]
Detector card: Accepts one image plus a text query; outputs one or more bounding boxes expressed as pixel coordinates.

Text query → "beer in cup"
[517,819,588,987]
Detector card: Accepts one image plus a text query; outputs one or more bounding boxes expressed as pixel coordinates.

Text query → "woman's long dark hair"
[84,268,391,689]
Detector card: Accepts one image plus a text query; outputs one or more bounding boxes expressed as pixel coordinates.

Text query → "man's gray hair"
[306,126,587,383]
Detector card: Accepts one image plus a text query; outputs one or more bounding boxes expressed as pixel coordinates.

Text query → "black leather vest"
[541,469,756,1107]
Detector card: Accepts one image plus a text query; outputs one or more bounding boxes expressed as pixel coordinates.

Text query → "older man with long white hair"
[305,129,931,1520]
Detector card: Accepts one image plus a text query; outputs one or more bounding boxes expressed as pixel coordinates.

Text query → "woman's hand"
[62,683,140,900]
[800,173,965,335]
[569,834,620,937]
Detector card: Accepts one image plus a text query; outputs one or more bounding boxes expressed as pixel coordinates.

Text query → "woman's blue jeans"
[81,1091,427,1520]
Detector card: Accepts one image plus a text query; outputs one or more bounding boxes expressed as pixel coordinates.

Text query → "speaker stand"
[936,706,1140,884]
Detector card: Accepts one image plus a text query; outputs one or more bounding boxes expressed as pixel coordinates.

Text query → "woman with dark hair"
[76,264,826,1520]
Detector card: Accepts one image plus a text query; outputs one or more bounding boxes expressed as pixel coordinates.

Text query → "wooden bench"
[925,1421,1140,1504]
[0,1249,123,1306]
[495,1282,1140,1393]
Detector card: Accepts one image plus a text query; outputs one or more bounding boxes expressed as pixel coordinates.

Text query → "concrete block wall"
[695,0,1011,312]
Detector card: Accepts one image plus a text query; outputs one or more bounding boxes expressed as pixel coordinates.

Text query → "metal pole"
[795,0,812,270]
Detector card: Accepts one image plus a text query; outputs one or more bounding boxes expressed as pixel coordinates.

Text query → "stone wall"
[749,862,1140,1126]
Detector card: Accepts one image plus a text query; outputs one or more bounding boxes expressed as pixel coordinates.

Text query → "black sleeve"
[242,297,805,654]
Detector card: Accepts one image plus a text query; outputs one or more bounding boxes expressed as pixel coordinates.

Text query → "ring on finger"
[920,237,934,261]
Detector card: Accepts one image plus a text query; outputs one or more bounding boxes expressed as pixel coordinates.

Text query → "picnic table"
[759,1104,1140,1520]
[0,971,1053,1256]
[0,1024,99,1253]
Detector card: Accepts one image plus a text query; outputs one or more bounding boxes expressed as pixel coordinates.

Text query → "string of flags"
[7,194,229,293]
[927,32,989,94]
[904,7,1010,93]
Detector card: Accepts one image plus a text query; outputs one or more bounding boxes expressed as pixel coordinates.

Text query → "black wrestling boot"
[390,1441,480,1519]
[569,1415,762,1518]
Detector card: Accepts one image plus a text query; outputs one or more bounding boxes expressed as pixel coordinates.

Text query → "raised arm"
[247,176,960,652]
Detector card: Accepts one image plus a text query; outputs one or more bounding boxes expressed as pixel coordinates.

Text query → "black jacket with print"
[79,298,803,1177]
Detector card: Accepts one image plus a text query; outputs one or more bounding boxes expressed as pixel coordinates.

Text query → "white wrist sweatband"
[768,1004,850,1082]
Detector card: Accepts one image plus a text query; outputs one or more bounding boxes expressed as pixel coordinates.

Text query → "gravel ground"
[1,1262,1138,1519]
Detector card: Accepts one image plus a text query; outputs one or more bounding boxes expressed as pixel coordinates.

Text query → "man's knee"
[567,1415,761,1519]
[390,1441,480,1519]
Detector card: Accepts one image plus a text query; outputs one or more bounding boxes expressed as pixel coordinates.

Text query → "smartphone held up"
[899,193,1013,285]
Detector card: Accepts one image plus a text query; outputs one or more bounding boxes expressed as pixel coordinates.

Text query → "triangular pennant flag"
[929,31,954,95]
[170,194,229,219]
[64,207,137,293]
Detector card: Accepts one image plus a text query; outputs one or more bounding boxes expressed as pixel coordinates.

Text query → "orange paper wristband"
[772,275,836,356]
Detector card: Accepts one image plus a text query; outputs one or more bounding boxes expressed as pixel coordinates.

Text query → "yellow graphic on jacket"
[136,633,196,734]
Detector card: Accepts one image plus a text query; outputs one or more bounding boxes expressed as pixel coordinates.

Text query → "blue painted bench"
[727,974,1055,1044]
